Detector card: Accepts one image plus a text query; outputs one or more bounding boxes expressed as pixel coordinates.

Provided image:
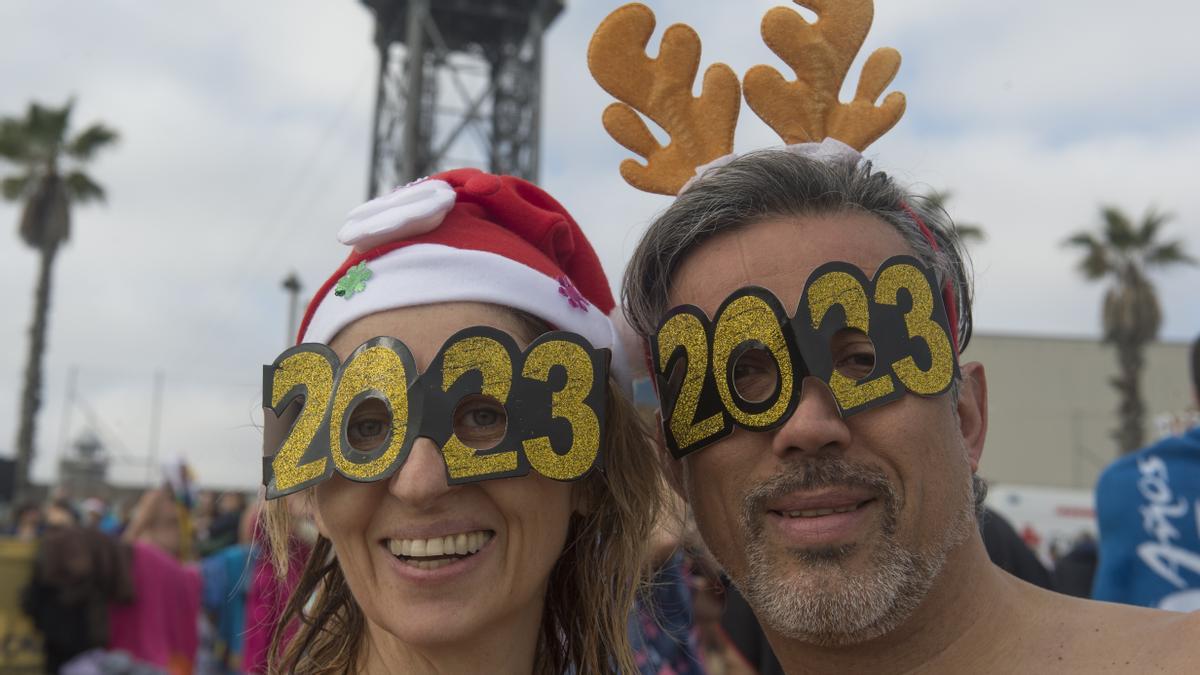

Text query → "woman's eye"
[351,418,386,438]
[452,395,508,449]
[347,416,390,450]
[467,408,499,428]
[347,399,390,450]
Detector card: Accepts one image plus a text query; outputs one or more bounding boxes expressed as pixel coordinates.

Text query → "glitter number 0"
[267,349,336,494]
[439,335,519,480]
[807,270,896,410]
[656,312,725,454]
[521,340,600,481]
[873,263,954,395]
[711,293,794,428]
[328,339,417,483]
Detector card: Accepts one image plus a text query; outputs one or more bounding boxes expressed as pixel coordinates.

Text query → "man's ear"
[956,362,988,472]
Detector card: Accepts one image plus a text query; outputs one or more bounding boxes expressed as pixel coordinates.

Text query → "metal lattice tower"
[362,0,564,197]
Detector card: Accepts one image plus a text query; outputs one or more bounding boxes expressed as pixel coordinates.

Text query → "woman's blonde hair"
[263,312,664,674]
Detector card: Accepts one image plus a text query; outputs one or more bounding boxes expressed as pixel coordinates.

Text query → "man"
[621,150,1199,672]
[1092,335,1200,611]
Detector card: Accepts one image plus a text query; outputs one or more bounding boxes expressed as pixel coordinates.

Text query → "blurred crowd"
[2,483,315,675]
[1,449,1197,675]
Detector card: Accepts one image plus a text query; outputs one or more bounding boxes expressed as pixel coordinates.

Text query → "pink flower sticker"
[557,275,589,311]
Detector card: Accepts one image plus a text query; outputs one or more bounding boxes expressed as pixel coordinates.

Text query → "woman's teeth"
[387,530,493,570]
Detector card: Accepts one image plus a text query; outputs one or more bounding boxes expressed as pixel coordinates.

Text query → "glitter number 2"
[267,349,337,495]
[655,311,726,457]
[806,269,896,410]
[439,335,518,481]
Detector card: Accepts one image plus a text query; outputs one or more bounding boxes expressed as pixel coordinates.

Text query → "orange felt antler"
[587,3,741,196]
[743,0,905,150]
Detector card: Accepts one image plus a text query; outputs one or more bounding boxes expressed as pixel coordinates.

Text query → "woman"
[113,488,202,674]
[263,168,663,673]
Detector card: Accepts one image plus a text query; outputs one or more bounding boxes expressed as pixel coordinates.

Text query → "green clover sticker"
[334,262,372,299]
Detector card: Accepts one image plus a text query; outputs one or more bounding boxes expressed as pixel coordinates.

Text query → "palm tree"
[0,100,118,499]
[921,189,986,244]
[1064,206,1195,454]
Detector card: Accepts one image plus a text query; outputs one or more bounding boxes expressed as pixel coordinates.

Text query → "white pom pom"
[337,178,456,252]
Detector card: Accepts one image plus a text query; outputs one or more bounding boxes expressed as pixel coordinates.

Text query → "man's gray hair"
[621,147,974,350]
[621,147,987,518]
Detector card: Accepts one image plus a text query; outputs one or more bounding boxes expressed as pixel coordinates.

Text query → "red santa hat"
[298,168,632,383]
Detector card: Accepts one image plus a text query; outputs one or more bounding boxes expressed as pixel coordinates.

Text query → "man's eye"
[732,347,779,403]
[835,349,877,380]
[830,328,878,381]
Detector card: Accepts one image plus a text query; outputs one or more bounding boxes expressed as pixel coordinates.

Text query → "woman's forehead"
[329,302,531,364]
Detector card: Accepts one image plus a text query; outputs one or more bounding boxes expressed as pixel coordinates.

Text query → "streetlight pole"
[282,272,302,347]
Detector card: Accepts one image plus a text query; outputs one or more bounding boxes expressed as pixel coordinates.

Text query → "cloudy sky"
[1,0,1197,490]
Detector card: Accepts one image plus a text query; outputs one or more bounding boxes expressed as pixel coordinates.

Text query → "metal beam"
[363,0,561,194]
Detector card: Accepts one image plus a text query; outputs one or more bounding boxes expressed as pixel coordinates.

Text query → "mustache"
[741,457,899,534]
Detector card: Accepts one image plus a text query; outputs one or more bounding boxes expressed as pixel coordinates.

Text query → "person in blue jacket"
[1093,335,1200,611]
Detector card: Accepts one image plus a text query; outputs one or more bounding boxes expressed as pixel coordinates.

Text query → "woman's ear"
[654,412,687,499]
[956,362,988,472]
[570,478,596,517]
[302,491,330,539]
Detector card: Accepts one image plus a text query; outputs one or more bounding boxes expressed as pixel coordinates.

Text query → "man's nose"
[387,438,456,505]
[769,376,852,457]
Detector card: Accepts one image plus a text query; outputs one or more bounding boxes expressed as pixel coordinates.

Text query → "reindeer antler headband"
[587,0,906,196]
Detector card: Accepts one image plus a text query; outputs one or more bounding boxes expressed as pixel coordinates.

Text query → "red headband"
[899,202,961,356]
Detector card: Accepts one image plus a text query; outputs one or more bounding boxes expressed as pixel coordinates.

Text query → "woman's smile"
[382,528,495,575]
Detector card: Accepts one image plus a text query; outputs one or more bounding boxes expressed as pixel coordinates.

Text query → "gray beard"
[728,457,975,647]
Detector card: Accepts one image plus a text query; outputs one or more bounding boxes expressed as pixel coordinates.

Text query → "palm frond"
[918,188,987,245]
[1079,247,1113,279]
[1101,206,1137,250]
[66,123,119,161]
[1063,231,1099,248]
[1,172,35,201]
[1064,231,1112,279]
[923,189,951,212]
[0,118,34,162]
[954,223,986,243]
[25,100,73,159]
[1144,240,1197,267]
[64,171,106,204]
[1135,207,1171,247]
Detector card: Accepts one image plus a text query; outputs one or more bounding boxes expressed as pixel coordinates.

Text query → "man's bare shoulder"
[1023,587,1200,672]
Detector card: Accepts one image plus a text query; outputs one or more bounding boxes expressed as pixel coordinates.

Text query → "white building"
[968,333,1195,490]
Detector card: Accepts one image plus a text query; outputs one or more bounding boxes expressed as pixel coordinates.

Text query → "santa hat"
[298,168,631,384]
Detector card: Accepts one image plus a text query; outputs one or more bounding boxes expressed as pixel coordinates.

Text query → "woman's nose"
[387,438,455,505]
